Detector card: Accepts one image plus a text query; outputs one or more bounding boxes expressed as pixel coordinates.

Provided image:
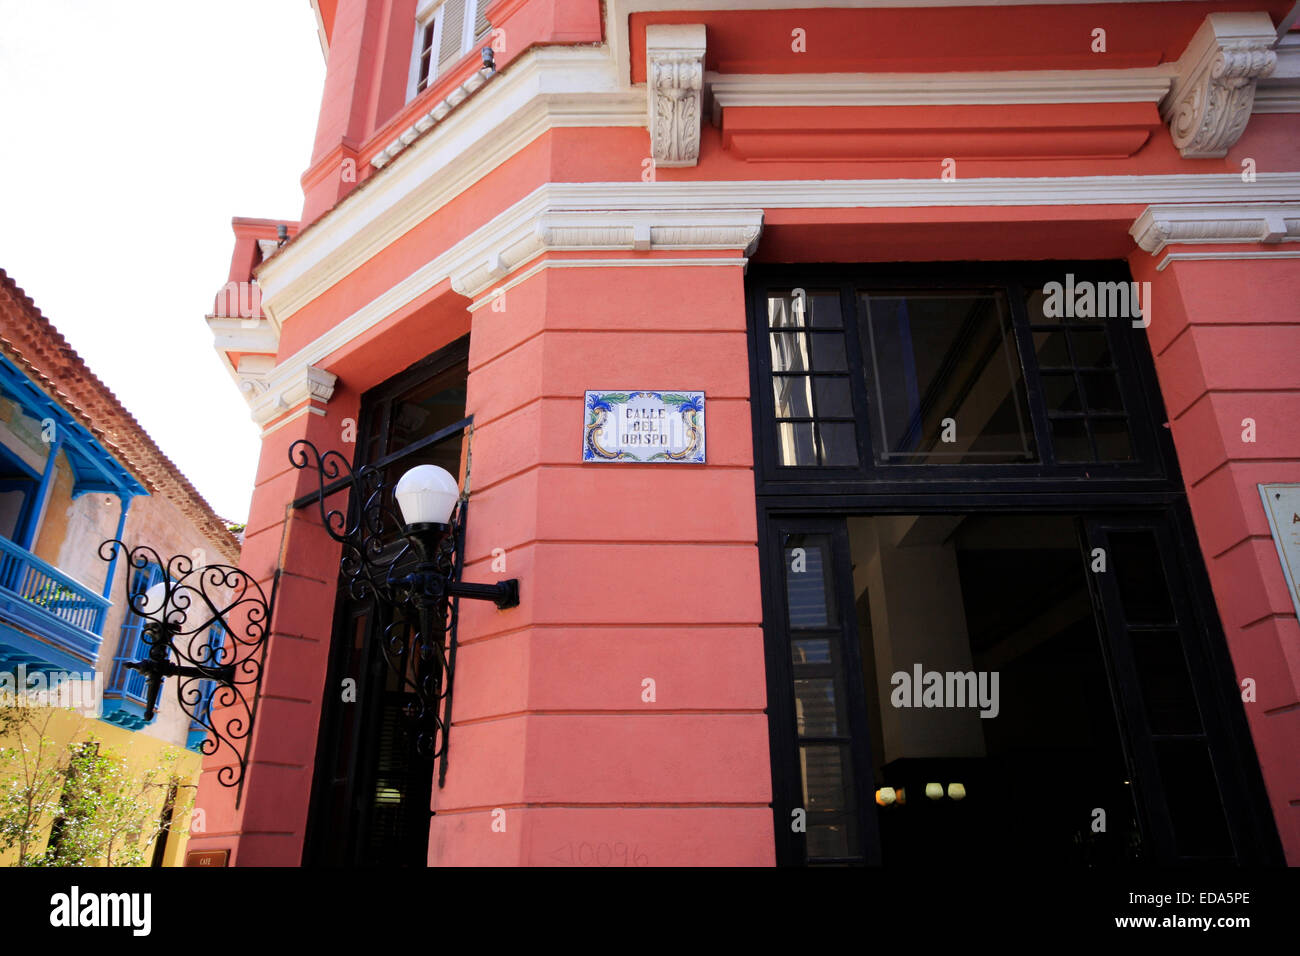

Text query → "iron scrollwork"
[97,541,270,790]
[288,438,516,773]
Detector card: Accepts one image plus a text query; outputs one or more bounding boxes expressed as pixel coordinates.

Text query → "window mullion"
[1007,280,1057,467]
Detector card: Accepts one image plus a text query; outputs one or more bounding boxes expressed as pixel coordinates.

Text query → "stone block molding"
[448,208,764,298]
[1130,202,1300,254]
[249,364,339,432]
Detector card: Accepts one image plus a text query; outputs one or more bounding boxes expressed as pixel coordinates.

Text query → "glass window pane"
[811,333,848,372]
[777,422,817,466]
[772,376,813,418]
[794,677,841,735]
[813,377,854,418]
[768,290,841,328]
[792,637,832,665]
[1070,328,1112,367]
[1131,630,1202,735]
[1042,372,1082,413]
[1082,372,1124,413]
[1108,531,1176,625]
[817,423,859,466]
[859,291,1036,464]
[1093,418,1134,462]
[1051,419,1091,462]
[784,535,834,628]
[769,294,800,329]
[770,332,810,372]
[1033,330,1071,368]
[807,293,843,328]
[806,820,853,859]
[1156,740,1233,858]
[800,744,850,813]
[1025,286,1059,324]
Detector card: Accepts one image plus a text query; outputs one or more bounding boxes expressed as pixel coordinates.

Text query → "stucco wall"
[0,706,201,867]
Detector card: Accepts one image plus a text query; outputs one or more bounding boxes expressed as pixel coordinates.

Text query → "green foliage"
[0,704,183,866]
[28,582,81,609]
[0,707,66,866]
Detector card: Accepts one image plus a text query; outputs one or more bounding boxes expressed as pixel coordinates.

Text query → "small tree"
[96,748,183,867]
[0,705,74,866]
[1,702,186,866]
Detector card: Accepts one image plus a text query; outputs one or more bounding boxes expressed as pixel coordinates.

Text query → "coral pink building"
[197,0,1299,866]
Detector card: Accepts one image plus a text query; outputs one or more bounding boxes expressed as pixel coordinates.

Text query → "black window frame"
[747,261,1178,497]
[302,336,471,868]
[749,262,1284,868]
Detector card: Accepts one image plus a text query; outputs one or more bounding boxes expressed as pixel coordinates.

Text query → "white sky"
[0,1,326,522]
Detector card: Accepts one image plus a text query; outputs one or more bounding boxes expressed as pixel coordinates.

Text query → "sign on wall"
[1259,483,1300,620]
[185,848,230,867]
[582,390,705,464]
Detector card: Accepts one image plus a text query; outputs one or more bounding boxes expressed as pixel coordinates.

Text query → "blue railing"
[103,564,161,726]
[0,534,109,669]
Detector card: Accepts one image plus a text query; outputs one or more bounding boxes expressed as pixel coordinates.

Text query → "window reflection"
[859,291,1037,464]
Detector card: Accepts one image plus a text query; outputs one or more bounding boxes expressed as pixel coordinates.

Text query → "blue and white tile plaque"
[582,390,706,464]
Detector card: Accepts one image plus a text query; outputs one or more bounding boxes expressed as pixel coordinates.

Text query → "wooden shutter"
[437,0,468,74]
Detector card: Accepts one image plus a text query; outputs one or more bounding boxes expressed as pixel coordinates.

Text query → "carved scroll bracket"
[1162,12,1278,159]
[647,24,707,168]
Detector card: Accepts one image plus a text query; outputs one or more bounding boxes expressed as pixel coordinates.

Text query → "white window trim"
[406,0,483,103]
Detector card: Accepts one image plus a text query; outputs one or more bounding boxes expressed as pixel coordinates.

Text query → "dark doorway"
[749,263,1283,867]
[847,513,1138,865]
[303,337,469,867]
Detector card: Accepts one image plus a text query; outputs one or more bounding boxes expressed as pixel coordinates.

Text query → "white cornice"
[371,63,498,170]
[1255,32,1300,113]
[266,173,1300,325]
[708,68,1175,116]
[1130,202,1300,254]
[447,208,762,297]
[1156,249,1300,271]
[241,173,1300,431]
[205,315,279,355]
[256,22,1300,329]
[538,176,1300,211]
[256,46,644,325]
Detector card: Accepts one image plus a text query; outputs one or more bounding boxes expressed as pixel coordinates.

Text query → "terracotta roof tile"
[0,268,241,564]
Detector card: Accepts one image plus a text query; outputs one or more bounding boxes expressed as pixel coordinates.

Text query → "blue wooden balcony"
[0,534,109,674]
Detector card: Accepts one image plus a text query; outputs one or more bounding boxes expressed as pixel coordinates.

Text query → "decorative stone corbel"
[235,354,275,399]
[300,365,338,407]
[249,363,338,428]
[646,25,706,167]
[1162,12,1278,158]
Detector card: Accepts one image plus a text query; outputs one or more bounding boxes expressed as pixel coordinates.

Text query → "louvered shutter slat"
[437,0,468,73]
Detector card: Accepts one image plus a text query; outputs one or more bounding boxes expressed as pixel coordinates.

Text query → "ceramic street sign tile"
[582,390,706,464]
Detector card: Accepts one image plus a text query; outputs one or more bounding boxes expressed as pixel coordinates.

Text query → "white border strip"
[1156,248,1300,271]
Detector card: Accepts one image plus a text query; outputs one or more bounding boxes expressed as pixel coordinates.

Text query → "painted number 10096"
[549,842,649,866]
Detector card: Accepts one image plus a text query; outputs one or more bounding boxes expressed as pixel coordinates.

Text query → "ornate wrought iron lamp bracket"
[288,438,518,781]
[97,541,270,793]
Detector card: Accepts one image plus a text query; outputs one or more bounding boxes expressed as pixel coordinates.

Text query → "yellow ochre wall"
[0,706,202,867]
